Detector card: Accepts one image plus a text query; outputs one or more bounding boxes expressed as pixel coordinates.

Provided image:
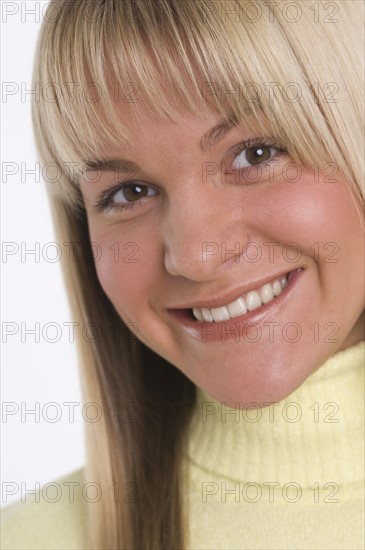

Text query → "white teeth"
[201,308,213,322]
[191,273,290,322]
[246,290,262,311]
[260,283,274,304]
[272,280,282,296]
[280,275,288,289]
[211,306,230,322]
[192,307,203,321]
[227,297,247,317]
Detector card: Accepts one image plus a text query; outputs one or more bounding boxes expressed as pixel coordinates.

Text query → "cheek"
[250,174,365,325]
[91,228,162,315]
[249,173,363,260]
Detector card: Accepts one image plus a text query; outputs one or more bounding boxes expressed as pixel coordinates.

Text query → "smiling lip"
[169,269,293,310]
[167,268,304,341]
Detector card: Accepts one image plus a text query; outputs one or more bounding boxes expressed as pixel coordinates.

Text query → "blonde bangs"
[32,0,364,211]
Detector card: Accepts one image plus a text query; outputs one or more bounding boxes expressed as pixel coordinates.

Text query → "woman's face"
[79,98,364,408]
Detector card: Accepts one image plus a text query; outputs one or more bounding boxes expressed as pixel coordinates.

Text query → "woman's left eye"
[232,144,282,169]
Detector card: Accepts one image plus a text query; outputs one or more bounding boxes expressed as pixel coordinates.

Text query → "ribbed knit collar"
[187,342,364,488]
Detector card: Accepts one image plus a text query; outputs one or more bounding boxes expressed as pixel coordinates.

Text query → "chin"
[182,341,336,409]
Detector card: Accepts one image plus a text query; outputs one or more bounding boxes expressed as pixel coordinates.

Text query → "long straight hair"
[32,1,364,547]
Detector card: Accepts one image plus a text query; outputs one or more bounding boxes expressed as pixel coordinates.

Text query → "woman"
[3,0,364,548]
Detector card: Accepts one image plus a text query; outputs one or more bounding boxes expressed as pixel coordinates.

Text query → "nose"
[162,187,250,281]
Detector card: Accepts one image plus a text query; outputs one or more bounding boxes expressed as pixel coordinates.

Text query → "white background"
[1,1,84,506]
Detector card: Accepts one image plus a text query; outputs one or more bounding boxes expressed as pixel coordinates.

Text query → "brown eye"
[232,144,279,170]
[245,145,272,165]
[115,184,149,203]
[94,181,158,213]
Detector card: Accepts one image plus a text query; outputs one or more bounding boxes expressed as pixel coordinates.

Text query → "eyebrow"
[199,116,238,153]
[83,117,239,173]
[84,159,137,174]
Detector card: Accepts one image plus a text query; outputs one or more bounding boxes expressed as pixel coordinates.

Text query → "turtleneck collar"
[186,342,364,489]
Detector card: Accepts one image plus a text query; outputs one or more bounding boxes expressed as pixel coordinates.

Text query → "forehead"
[87,99,269,181]
[91,66,267,159]
[100,104,221,152]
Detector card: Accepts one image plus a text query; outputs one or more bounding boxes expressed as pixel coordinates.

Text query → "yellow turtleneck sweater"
[1,342,364,549]
[184,340,365,549]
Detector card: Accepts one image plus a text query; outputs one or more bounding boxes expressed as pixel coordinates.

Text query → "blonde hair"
[32,1,364,548]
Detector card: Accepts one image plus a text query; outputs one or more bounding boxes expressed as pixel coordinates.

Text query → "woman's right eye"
[94,182,159,213]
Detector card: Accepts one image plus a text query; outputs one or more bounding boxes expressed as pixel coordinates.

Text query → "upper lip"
[169,269,293,310]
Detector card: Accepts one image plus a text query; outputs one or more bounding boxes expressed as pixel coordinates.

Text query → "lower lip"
[167,269,304,342]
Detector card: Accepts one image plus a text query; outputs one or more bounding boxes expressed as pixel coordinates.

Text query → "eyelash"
[230,137,287,168]
[94,183,155,213]
[93,136,288,213]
